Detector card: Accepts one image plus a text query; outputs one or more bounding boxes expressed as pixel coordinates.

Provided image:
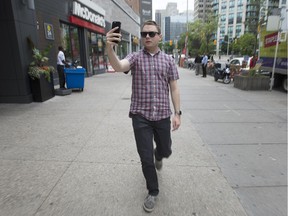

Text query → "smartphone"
[111,21,121,43]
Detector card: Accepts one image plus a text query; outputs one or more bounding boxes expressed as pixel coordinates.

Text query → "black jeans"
[131,114,172,196]
[202,64,207,77]
[57,65,65,88]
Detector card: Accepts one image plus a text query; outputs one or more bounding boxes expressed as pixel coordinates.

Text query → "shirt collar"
[142,48,161,56]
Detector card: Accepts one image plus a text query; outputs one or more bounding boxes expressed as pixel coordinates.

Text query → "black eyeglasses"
[140,31,159,38]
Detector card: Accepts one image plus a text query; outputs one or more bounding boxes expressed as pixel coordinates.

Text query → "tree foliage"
[177,15,218,57]
[230,33,256,56]
[244,0,267,53]
[159,41,174,54]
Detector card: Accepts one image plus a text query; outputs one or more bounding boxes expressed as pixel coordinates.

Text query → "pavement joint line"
[232,185,287,189]
[32,161,72,216]
[207,142,287,146]
[31,113,112,215]
[0,158,73,163]
[193,121,287,123]
[223,104,241,116]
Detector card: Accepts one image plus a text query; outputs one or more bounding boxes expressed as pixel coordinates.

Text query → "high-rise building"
[155,3,193,41]
[140,0,152,26]
[194,0,213,21]
[155,2,179,40]
[213,0,284,55]
[125,0,140,15]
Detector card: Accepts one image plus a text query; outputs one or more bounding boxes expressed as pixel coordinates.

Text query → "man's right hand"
[106,27,122,47]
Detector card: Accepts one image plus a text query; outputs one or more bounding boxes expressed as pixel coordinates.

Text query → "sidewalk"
[0,68,257,216]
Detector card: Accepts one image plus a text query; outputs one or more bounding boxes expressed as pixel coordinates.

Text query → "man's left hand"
[172,115,181,131]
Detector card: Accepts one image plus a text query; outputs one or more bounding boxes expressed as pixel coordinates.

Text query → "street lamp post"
[269,8,285,91]
[226,36,229,56]
[258,7,265,59]
[185,0,189,59]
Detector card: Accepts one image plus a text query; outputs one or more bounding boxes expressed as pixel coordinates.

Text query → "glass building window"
[237,12,242,23]
[220,26,225,36]
[60,23,81,64]
[228,26,233,38]
[229,0,235,8]
[236,25,242,37]
[228,13,234,24]
[87,31,105,74]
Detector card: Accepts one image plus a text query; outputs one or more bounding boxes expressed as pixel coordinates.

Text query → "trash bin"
[64,68,86,91]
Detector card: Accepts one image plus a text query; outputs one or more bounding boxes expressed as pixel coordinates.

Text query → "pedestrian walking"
[106,20,181,213]
[201,53,208,77]
[194,53,202,75]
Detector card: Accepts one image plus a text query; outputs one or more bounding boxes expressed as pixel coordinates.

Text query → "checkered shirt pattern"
[125,49,179,121]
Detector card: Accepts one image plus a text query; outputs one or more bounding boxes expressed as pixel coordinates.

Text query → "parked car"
[228,57,251,78]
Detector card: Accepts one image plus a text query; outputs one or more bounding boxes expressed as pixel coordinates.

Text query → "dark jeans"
[202,64,207,77]
[131,114,172,196]
[57,65,65,88]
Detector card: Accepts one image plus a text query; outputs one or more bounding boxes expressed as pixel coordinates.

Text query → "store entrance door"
[88,31,106,74]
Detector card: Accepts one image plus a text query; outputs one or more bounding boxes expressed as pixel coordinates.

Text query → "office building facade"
[194,0,213,21]
[155,3,193,42]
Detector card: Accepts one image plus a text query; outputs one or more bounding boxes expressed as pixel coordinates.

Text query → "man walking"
[194,53,202,75]
[106,20,181,212]
[201,53,208,77]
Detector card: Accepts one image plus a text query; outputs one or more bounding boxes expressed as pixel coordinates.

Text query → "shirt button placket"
[151,57,157,118]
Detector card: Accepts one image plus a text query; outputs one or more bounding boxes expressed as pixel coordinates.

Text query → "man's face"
[141,25,162,49]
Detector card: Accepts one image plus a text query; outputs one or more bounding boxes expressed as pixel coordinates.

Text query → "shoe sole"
[143,203,154,212]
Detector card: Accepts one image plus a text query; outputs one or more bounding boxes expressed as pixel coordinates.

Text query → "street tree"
[236,33,256,56]
[177,15,218,57]
[244,0,267,53]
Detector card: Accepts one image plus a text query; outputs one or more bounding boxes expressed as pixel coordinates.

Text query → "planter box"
[234,75,270,91]
[30,73,55,102]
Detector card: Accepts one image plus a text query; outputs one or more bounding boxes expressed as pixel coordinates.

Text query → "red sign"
[264,32,278,48]
[69,15,105,34]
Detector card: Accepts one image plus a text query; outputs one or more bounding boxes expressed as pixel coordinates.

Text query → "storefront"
[132,36,140,52]
[0,0,140,103]
[60,1,106,76]
[87,31,106,75]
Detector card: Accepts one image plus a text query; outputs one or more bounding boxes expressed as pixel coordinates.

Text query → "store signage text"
[264,32,278,48]
[73,1,105,27]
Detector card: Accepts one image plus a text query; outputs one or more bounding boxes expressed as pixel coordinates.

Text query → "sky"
[152,0,194,18]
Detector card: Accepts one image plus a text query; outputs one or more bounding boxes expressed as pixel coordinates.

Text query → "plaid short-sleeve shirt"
[125,48,179,121]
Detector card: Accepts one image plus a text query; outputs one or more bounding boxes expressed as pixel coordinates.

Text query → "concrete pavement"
[0,67,286,216]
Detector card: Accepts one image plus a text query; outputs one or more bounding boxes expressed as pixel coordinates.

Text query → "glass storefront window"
[118,41,128,59]
[87,31,105,74]
[60,23,81,65]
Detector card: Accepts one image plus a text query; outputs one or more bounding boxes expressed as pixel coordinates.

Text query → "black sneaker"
[143,195,157,212]
[154,149,163,170]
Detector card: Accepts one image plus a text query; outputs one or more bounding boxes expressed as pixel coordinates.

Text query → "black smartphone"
[111,21,121,43]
